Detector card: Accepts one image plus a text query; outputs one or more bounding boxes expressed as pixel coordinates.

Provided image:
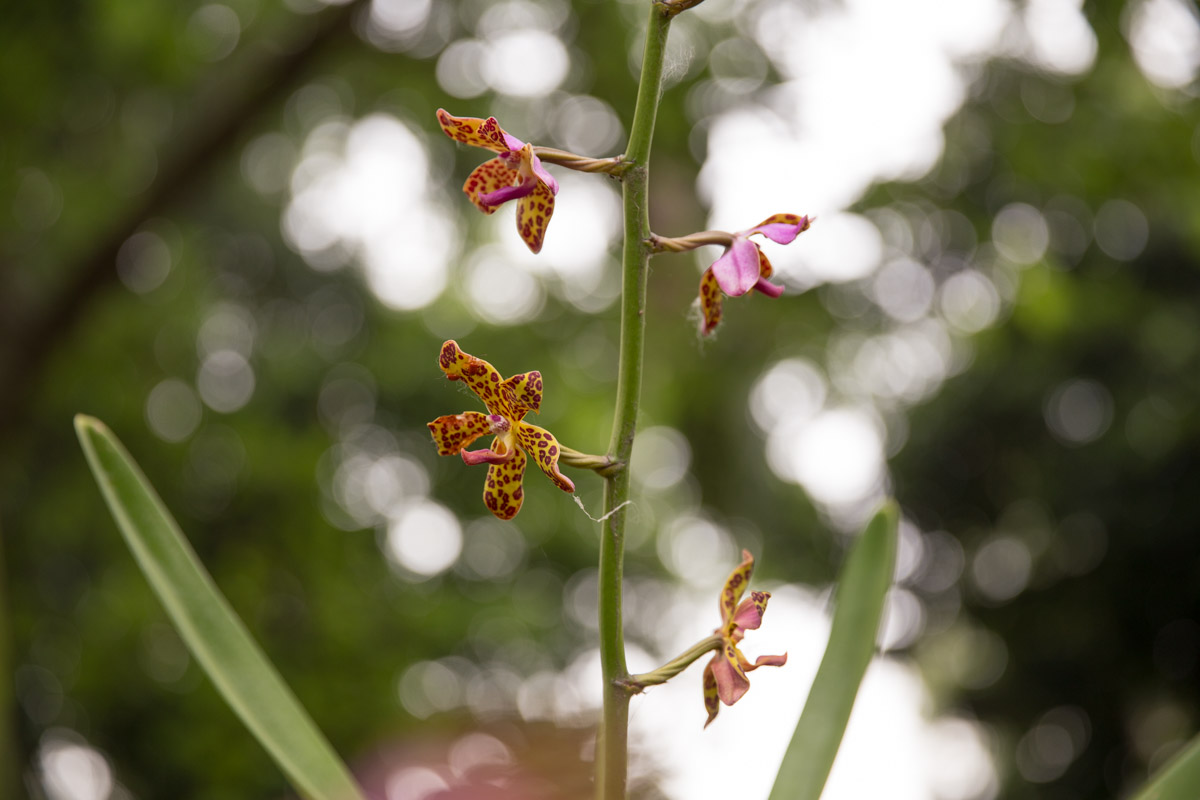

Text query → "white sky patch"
[772,212,883,288]
[1125,0,1200,89]
[766,408,887,509]
[464,244,546,325]
[496,172,622,292]
[433,2,572,99]
[284,114,460,312]
[485,30,570,98]
[38,732,114,800]
[1021,0,1099,76]
[701,0,1009,226]
[385,499,463,578]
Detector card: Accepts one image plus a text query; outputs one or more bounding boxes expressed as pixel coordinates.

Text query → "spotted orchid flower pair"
[424,338,784,723]
[436,109,811,336]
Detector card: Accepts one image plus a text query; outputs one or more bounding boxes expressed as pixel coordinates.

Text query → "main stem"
[596,4,673,799]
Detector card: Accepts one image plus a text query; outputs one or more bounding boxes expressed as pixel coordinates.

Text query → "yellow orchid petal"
[436,109,510,152]
[426,411,492,456]
[718,549,755,627]
[503,371,543,417]
[515,179,556,254]
[702,659,721,728]
[437,340,517,418]
[756,245,774,281]
[484,446,527,520]
[515,421,575,493]
[462,157,521,214]
[699,267,723,336]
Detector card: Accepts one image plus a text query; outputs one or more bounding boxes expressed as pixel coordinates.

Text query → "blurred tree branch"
[0,0,365,448]
[0,520,17,800]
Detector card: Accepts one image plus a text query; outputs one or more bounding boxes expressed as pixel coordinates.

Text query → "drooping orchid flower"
[699,213,811,335]
[427,341,574,520]
[437,109,559,254]
[702,549,787,727]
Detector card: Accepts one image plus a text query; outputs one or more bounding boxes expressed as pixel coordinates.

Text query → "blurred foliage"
[1,0,1198,798]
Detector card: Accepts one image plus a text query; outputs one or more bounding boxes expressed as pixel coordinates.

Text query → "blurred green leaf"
[1132,735,1200,800]
[768,502,899,800]
[73,414,365,800]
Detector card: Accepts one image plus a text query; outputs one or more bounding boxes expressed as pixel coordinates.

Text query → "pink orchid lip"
[479,180,538,207]
[753,277,784,298]
[461,446,515,466]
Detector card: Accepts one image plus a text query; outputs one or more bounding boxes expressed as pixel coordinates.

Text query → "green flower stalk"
[594,3,676,797]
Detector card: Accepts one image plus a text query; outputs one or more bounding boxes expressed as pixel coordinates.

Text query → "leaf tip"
[876,499,900,531]
[75,413,114,446]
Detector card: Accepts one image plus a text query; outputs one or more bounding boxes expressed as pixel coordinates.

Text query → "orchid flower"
[437,109,559,254]
[699,213,811,335]
[702,549,787,727]
[427,341,574,520]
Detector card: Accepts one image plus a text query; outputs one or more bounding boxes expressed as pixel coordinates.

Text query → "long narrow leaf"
[1131,735,1200,800]
[75,415,365,800]
[768,502,899,800]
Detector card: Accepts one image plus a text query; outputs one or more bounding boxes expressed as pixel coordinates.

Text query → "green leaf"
[768,502,899,800]
[1131,735,1200,800]
[74,415,365,800]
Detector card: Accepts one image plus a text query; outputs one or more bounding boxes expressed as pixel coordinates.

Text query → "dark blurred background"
[2,0,1199,797]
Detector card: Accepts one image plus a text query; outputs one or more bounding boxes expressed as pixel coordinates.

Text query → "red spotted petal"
[436,109,513,152]
[730,590,771,634]
[710,642,751,706]
[515,421,574,492]
[699,268,723,336]
[503,371,543,417]
[515,179,555,254]
[718,549,755,626]
[437,340,517,418]
[745,213,812,244]
[427,411,491,456]
[756,246,774,281]
[484,446,527,520]
[702,659,721,728]
[463,157,521,214]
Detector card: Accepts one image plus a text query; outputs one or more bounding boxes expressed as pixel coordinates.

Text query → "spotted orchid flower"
[427,341,574,520]
[702,549,787,727]
[437,109,559,254]
[700,213,811,335]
